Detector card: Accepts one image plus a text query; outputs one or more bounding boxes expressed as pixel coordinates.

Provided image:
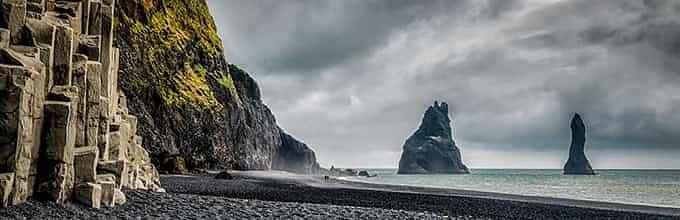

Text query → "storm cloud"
[208,0,680,168]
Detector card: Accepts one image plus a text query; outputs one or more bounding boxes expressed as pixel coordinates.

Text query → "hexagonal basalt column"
[73,146,98,184]
[72,54,88,147]
[0,0,164,208]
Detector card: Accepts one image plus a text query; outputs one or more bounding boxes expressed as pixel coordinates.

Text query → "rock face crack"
[563,113,595,175]
[397,101,469,174]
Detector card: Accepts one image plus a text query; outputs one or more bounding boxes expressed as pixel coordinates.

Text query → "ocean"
[343,169,680,208]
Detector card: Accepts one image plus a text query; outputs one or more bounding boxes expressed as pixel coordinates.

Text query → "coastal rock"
[73,146,98,184]
[397,101,469,174]
[159,154,188,175]
[0,173,13,207]
[214,171,233,180]
[113,188,125,205]
[0,0,163,208]
[114,0,320,173]
[357,170,374,177]
[272,131,321,175]
[328,167,357,176]
[563,113,595,175]
[98,180,116,208]
[73,182,102,209]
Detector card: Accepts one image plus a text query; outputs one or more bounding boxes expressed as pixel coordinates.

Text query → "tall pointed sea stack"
[397,101,469,174]
[563,113,595,175]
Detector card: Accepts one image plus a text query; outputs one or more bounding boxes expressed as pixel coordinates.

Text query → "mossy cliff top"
[115,0,237,110]
[113,0,281,171]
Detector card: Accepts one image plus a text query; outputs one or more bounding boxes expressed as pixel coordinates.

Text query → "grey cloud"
[208,0,680,168]
[209,0,524,76]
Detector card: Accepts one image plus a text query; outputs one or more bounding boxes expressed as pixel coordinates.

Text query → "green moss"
[217,71,240,104]
[162,63,223,109]
[141,0,222,55]
[117,0,230,109]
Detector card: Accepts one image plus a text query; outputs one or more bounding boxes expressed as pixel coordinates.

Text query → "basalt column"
[0,0,163,209]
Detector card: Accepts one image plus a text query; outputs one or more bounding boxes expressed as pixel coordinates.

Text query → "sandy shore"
[2,170,679,219]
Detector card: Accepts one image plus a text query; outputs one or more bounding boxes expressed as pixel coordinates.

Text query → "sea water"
[344,169,680,208]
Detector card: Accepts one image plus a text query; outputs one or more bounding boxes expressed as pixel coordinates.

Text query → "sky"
[207,0,680,169]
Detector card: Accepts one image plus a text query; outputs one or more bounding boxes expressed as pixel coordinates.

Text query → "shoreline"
[162,171,680,219]
[334,175,680,217]
[2,170,679,219]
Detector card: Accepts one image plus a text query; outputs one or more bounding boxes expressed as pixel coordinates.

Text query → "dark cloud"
[208,0,680,168]
[208,0,524,75]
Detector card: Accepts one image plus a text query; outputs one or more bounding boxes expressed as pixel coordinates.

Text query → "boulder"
[397,101,469,174]
[98,180,114,207]
[0,172,14,207]
[357,171,370,177]
[113,188,125,205]
[159,154,188,174]
[563,113,596,175]
[214,171,233,180]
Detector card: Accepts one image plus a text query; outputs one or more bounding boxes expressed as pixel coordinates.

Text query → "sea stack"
[563,113,596,175]
[397,101,469,174]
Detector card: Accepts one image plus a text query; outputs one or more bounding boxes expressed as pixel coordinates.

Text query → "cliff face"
[113,0,318,173]
[273,132,321,175]
[563,113,595,175]
[397,101,469,174]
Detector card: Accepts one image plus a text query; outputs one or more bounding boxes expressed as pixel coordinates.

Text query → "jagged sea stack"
[397,101,469,174]
[563,113,595,175]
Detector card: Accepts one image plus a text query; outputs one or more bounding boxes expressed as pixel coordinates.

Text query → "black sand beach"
[161,171,680,219]
[2,171,679,219]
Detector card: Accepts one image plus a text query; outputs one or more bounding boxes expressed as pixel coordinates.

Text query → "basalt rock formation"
[114,0,321,174]
[397,101,469,174]
[0,0,163,209]
[272,131,321,175]
[563,113,595,175]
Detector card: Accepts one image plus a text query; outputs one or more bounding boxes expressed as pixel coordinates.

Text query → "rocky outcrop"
[114,0,319,174]
[272,131,321,175]
[397,101,469,174]
[563,113,595,175]
[0,0,162,208]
